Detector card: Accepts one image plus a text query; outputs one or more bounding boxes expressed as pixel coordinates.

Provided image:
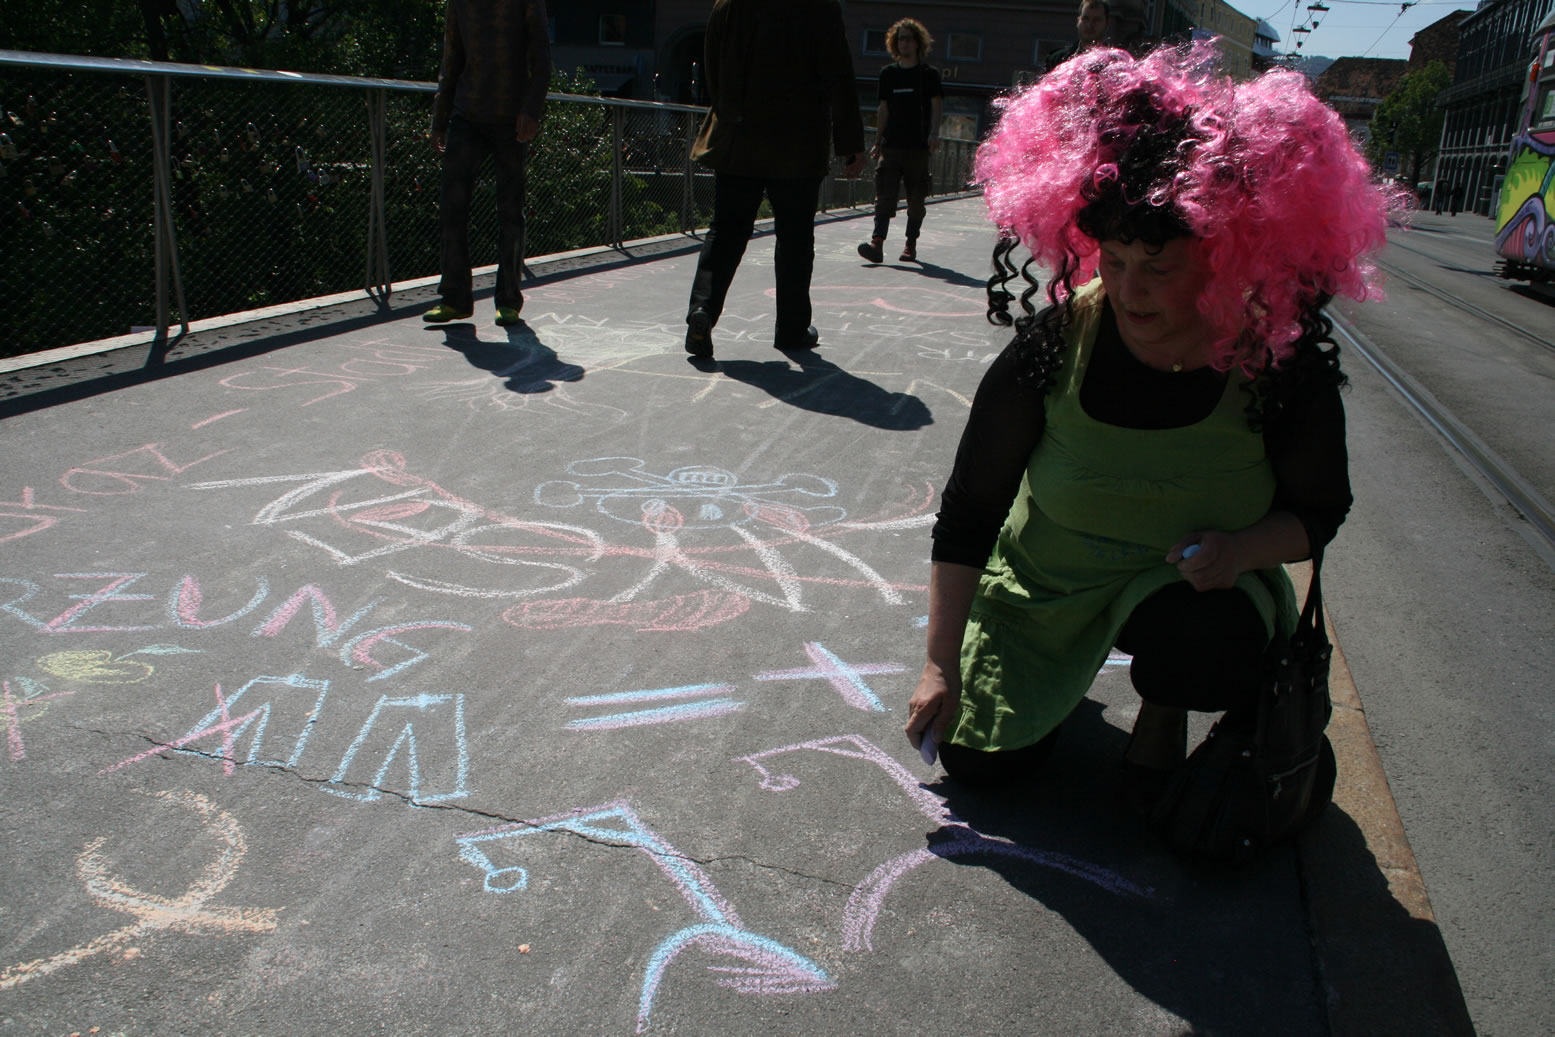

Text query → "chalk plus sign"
[753,642,903,712]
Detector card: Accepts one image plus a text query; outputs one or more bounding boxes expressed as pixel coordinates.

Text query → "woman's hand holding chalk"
[1180,543,1201,559]
[920,729,938,765]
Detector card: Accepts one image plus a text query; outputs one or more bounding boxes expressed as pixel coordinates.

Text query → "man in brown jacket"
[423,0,551,327]
[683,0,866,358]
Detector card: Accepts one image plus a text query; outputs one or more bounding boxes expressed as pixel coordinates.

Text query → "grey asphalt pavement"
[0,197,1471,1035]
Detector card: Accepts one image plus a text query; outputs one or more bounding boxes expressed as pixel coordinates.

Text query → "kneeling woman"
[905,44,1402,796]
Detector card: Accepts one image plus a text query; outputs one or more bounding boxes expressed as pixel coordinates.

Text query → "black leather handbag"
[1149,556,1337,867]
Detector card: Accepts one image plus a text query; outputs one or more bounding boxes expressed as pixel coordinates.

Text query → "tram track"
[1375,243,1555,356]
[1329,305,1555,557]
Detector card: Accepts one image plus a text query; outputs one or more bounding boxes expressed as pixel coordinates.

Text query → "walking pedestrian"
[1043,0,1111,73]
[856,18,944,265]
[683,0,866,359]
[423,0,551,327]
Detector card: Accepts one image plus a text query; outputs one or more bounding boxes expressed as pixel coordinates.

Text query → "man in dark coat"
[424,0,551,327]
[683,0,866,358]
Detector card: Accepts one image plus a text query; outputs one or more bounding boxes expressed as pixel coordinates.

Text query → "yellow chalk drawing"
[0,789,279,990]
[36,651,153,684]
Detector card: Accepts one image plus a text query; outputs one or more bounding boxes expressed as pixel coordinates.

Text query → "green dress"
[948,284,1298,752]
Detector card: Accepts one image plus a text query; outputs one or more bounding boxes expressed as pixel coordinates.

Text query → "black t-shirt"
[877,63,944,149]
[930,302,1353,567]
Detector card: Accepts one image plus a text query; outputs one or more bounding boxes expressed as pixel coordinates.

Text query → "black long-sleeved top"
[432,0,551,134]
[931,302,1353,568]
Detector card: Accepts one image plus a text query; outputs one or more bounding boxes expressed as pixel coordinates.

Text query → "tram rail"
[1375,245,1555,357]
[1329,305,1555,556]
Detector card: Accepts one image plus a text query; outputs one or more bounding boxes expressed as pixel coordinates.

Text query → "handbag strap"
[1296,548,1325,640]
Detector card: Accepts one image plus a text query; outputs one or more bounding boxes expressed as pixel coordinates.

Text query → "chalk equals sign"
[565,683,743,730]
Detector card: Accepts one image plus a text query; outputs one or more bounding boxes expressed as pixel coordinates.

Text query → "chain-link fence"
[0,50,980,362]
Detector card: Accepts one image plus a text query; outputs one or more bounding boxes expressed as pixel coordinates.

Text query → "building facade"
[553,0,1262,135]
[1312,57,1409,145]
[1434,0,1553,216]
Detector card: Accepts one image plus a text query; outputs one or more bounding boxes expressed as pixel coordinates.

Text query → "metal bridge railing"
[0,50,980,362]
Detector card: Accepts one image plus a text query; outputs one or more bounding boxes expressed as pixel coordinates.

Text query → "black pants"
[870,148,931,242]
[940,581,1270,786]
[438,114,528,312]
[687,172,822,340]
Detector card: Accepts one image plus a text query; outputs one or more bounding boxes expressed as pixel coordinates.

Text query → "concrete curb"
[1292,556,1476,1035]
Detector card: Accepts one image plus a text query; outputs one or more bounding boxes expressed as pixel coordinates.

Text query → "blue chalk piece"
[920,729,938,766]
[1180,544,1201,559]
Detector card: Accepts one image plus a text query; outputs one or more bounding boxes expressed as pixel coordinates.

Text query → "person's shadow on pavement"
[914,698,1473,1036]
[702,349,931,430]
[430,321,585,394]
[908,259,987,290]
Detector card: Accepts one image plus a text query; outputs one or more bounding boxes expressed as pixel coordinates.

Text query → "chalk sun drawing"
[454,801,833,1033]
[734,735,1154,953]
[0,789,279,991]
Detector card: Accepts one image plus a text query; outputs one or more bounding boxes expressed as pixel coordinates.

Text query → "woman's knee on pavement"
[940,729,1060,788]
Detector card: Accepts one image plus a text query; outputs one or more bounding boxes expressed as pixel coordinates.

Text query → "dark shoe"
[423,302,473,323]
[685,309,713,357]
[899,242,917,262]
[856,240,884,264]
[774,325,820,352]
[495,305,523,326]
[1120,704,1187,815]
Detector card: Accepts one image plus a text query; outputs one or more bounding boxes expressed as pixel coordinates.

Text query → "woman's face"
[1096,236,1212,363]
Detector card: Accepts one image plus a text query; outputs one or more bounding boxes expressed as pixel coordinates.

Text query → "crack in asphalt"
[109,731,860,891]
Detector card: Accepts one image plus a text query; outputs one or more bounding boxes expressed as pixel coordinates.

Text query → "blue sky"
[1252,0,1476,61]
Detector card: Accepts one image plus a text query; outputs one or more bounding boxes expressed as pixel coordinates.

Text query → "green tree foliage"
[1367,60,1451,185]
[1,0,446,80]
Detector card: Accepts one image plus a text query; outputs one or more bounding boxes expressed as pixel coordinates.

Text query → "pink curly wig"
[975,42,1406,371]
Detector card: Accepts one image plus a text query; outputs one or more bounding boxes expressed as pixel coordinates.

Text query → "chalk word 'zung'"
[0,572,468,681]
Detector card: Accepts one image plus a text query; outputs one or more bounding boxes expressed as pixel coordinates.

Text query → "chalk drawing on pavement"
[735,735,1155,952]
[752,642,903,712]
[565,683,744,730]
[454,801,833,1033]
[325,692,471,805]
[187,451,929,630]
[2,678,74,762]
[0,789,278,991]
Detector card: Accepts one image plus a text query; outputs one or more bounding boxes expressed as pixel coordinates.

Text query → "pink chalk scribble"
[3,679,75,762]
[503,589,750,633]
[101,683,260,777]
[783,285,984,318]
[191,409,246,429]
